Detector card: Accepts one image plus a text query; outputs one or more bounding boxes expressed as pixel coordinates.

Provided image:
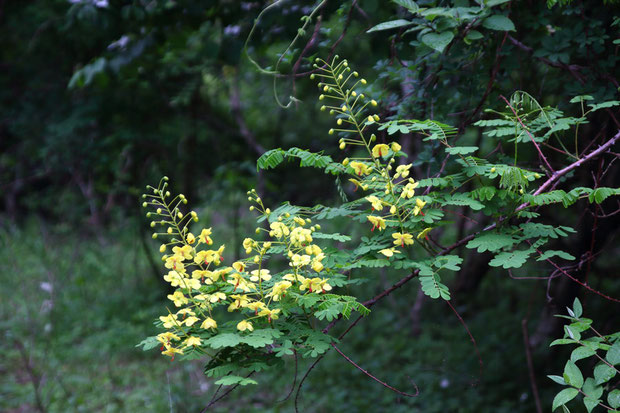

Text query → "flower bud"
[159,244,167,253]
[371,100,377,107]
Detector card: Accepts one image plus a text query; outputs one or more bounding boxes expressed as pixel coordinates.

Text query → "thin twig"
[331,344,419,397]
[499,94,555,174]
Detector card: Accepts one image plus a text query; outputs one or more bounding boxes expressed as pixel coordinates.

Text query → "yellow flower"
[246,301,267,314]
[164,255,185,272]
[267,281,292,301]
[163,270,184,287]
[290,227,313,246]
[367,215,386,231]
[395,164,412,179]
[242,238,255,254]
[379,247,401,257]
[186,233,195,244]
[290,254,311,268]
[401,182,419,199]
[172,245,193,261]
[200,317,218,330]
[198,228,213,245]
[184,316,199,327]
[208,292,226,303]
[228,294,250,312]
[258,308,281,322]
[417,228,432,240]
[371,144,390,158]
[412,198,427,216]
[182,277,201,290]
[167,291,188,307]
[183,336,201,348]
[392,232,414,247]
[269,222,290,238]
[161,346,184,359]
[237,320,254,332]
[300,277,332,293]
[159,314,178,329]
[194,248,224,266]
[157,332,180,345]
[311,255,325,272]
[348,178,369,191]
[391,142,402,152]
[232,261,246,272]
[366,195,383,211]
[250,269,271,282]
[349,161,372,176]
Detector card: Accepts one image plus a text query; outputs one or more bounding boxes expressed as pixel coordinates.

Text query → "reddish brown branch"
[499,94,555,174]
[446,300,483,383]
[331,344,419,397]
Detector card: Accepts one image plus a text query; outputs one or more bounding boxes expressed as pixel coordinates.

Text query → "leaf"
[537,250,576,261]
[314,305,341,321]
[465,30,484,42]
[551,338,577,346]
[609,389,620,409]
[433,255,463,271]
[466,233,517,253]
[607,342,620,365]
[392,0,419,12]
[241,329,282,348]
[421,31,455,53]
[548,375,567,385]
[593,362,616,385]
[489,249,532,269]
[572,298,583,318]
[582,378,604,402]
[442,193,485,210]
[420,274,451,300]
[569,95,594,103]
[311,232,352,242]
[204,333,242,349]
[588,100,620,113]
[136,336,159,351]
[563,360,584,388]
[367,19,413,33]
[588,187,620,204]
[215,376,258,386]
[445,146,479,155]
[570,346,596,362]
[552,388,579,411]
[482,15,516,31]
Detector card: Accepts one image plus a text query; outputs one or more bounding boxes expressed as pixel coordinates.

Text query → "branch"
[499,94,555,174]
[508,35,585,85]
[531,130,619,196]
[331,344,419,397]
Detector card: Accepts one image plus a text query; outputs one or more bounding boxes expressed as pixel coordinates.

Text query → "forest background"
[1,0,619,412]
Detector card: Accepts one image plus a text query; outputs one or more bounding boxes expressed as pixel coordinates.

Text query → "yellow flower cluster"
[142,180,334,360]
[312,56,432,252]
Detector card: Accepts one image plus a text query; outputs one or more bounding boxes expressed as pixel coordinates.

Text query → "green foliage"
[549,299,620,412]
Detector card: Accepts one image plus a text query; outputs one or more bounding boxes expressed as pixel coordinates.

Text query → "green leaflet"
[466,233,518,253]
[256,147,343,175]
[489,249,533,269]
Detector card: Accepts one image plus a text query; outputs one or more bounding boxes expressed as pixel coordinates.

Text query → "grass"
[2,212,614,412]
